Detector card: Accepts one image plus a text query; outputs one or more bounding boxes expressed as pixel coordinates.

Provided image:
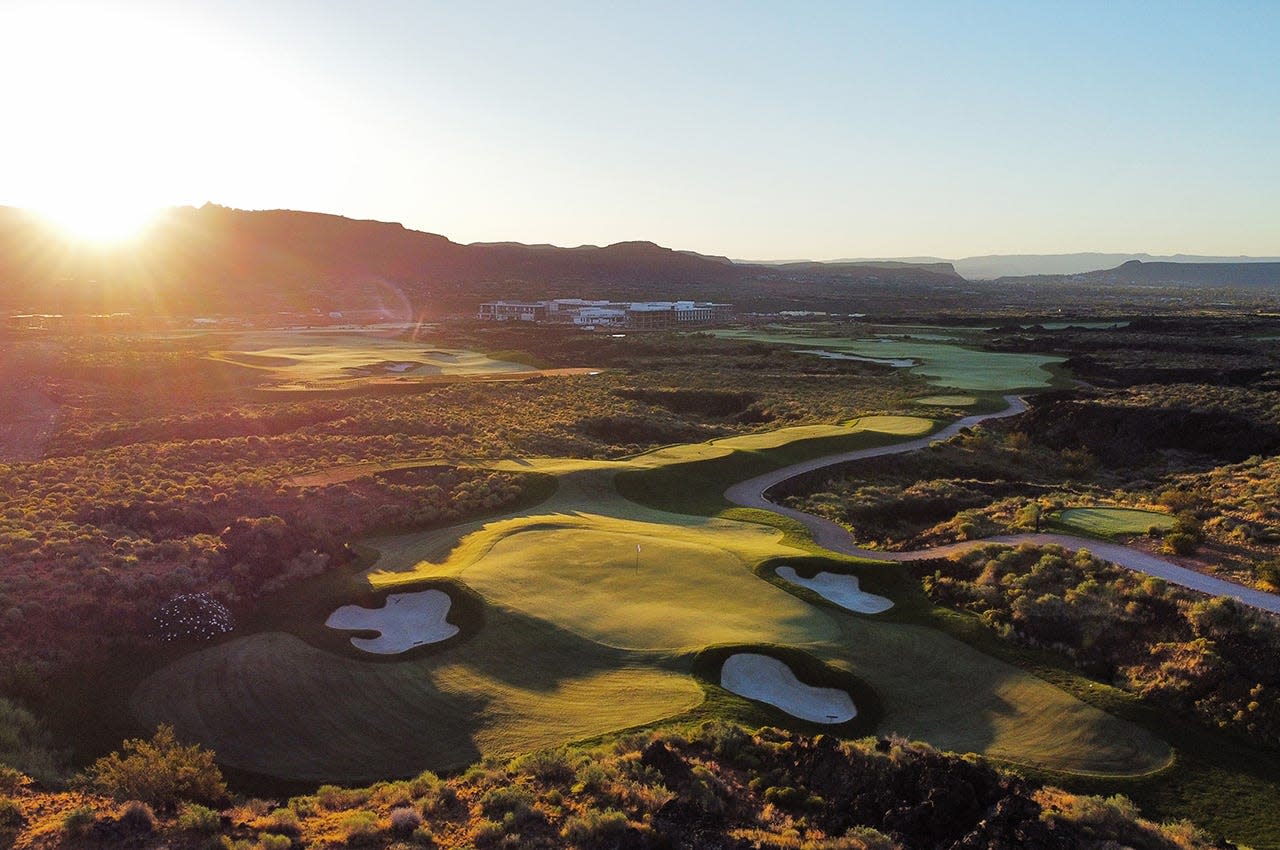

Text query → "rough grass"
[710,328,1064,392]
[1054,507,1176,538]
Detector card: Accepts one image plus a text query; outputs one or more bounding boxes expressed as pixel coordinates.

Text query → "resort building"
[477,298,731,328]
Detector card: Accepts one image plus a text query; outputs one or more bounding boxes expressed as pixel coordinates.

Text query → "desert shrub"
[261,807,301,837]
[371,780,414,808]
[0,768,25,796]
[178,802,223,832]
[763,785,809,810]
[0,698,61,784]
[419,788,456,819]
[561,809,629,846]
[86,725,226,809]
[478,784,535,820]
[60,805,96,836]
[1257,560,1280,589]
[286,795,317,818]
[410,825,436,846]
[0,798,22,829]
[340,810,380,844]
[407,769,441,798]
[238,799,272,818]
[316,784,370,811]
[1164,532,1198,555]
[389,806,422,836]
[570,761,612,796]
[734,825,898,850]
[256,833,293,850]
[472,818,505,846]
[1051,794,1167,844]
[509,748,575,783]
[119,800,156,833]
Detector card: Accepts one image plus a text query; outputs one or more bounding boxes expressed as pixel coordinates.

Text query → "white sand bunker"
[326,590,459,654]
[720,653,856,724]
[775,567,894,614]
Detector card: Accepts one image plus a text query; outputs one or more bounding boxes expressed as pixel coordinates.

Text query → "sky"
[1,0,1277,259]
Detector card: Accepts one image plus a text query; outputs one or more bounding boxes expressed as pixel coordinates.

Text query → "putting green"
[1056,507,1176,538]
[436,521,836,651]
[711,329,1063,392]
[209,331,533,389]
[913,395,979,407]
[133,408,1169,780]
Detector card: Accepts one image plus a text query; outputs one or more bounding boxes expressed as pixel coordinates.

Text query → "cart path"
[726,395,1280,616]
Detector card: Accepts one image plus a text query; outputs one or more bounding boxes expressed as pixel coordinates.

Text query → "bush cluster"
[924,544,1280,747]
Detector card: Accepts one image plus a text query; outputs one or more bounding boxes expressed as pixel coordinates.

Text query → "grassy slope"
[131,603,700,783]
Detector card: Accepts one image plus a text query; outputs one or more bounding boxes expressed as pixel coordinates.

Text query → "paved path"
[726,395,1280,616]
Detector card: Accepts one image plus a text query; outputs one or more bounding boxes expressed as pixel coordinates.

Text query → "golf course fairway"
[132,405,1172,781]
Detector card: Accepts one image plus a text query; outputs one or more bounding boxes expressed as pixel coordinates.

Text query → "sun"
[36,198,162,247]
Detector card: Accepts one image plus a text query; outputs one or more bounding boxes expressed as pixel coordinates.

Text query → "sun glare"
[37,200,161,246]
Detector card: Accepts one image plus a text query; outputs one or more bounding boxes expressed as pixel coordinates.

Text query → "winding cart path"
[726,396,1280,616]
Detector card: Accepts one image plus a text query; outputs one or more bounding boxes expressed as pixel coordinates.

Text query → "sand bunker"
[326,590,459,654]
[775,567,894,614]
[720,653,856,723]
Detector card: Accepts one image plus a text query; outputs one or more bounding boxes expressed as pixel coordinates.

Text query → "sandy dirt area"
[720,653,856,724]
[775,566,893,614]
[326,589,459,653]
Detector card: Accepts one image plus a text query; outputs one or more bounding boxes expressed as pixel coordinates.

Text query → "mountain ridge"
[0,204,964,316]
[796,253,1280,279]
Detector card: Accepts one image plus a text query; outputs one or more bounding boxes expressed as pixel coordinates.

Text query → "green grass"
[1053,507,1176,538]
[710,328,1065,392]
[131,606,701,783]
[755,556,1170,776]
[912,394,979,407]
[127,406,1168,786]
[207,330,534,390]
[902,565,1280,849]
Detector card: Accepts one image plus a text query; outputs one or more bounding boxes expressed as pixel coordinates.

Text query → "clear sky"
[2,0,1277,258]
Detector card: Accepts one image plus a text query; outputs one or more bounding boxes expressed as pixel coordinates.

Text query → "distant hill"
[0,204,966,317]
[821,253,1280,280]
[1064,260,1280,290]
[773,260,960,277]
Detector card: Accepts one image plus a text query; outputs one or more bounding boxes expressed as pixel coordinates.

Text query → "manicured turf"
[430,520,836,651]
[131,608,700,783]
[1055,507,1176,538]
[132,408,1169,782]
[913,394,979,407]
[207,330,534,390]
[710,328,1064,391]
